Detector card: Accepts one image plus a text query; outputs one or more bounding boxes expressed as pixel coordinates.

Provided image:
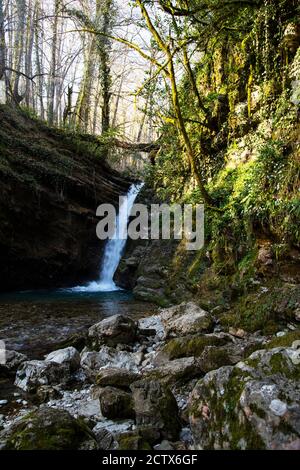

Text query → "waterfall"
[73,183,143,293]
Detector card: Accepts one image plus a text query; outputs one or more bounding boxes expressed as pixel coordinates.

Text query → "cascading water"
[72,183,143,293]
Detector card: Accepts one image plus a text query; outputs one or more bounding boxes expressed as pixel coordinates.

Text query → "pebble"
[269,399,287,417]
[276,331,286,337]
[0,400,8,407]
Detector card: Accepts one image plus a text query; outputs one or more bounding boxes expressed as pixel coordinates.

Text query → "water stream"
[0,182,150,357]
[72,183,143,293]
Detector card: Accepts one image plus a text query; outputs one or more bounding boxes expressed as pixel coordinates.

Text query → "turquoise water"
[0,288,133,304]
[0,289,157,358]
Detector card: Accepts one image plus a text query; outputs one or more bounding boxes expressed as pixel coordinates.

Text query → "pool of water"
[0,288,158,358]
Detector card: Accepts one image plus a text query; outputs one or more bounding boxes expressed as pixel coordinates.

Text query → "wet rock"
[161,302,214,338]
[131,379,180,440]
[45,347,81,372]
[96,368,140,389]
[144,357,203,385]
[98,387,135,420]
[0,350,27,377]
[15,360,70,393]
[0,406,96,450]
[88,315,137,349]
[189,345,300,450]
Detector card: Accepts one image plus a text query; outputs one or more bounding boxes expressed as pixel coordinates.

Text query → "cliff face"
[0,105,131,292]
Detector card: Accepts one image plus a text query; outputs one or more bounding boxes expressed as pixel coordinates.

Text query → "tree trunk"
[96,0,113,134]
[47,0,59,125]
[13,0,26,103]
[0,0,5,80]
[34,1,45,119]
[24,0,35,107]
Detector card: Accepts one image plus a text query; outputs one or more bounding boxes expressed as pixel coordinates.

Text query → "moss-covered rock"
[189,344,300,450]
[98,386,135,420]
[131,379,181,441]
[0,407,96,450]
[264,329,300,350]
[96,368,140,390]
[117,432,152,450]
[155,333,231,362]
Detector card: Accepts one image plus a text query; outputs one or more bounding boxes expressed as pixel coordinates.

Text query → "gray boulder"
[0,407,96,450]
[45,347,81,371]
[15,360,69,393]
[0,350,27,376]
[131,379,180,440]
[98,386,135,420]
[88,315,137,348]
[144,357,203,385]
[189,345,300,450]
[81,346,140,377]
[96,368,140,389]
[160,302,214,338]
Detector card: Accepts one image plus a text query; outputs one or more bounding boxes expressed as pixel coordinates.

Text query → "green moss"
[4,410,94,450]
[161,334,229,360]
[118,434,152,451]
[265,330,300,349]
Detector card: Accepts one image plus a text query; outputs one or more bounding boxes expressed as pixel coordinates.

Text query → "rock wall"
[0,105,132,291]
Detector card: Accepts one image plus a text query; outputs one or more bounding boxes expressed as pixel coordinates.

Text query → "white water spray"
[72,183,143,293]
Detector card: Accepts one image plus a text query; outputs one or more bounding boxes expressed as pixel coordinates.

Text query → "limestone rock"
[98,387,135,420]
[154,333,232,364]
[88,315,137,349]
[160,302,214,338]
[0,350,27,376]
[15,360,70,393]
[144,357,203,385]
[131,379,180,440]
[45,347,81,372]
[81,346,140,377]
[96,368,140,389]
[0,407,96,450]
[189,345,300,450]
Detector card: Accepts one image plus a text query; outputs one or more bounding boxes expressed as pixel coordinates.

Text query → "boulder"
[88,315,137,349]
[96,368,140,389]
[138,315,165,341]
[0,350,27,376]
[131,379,180,440]
[144,357,203,385]
[154,333,232,364]
[0,407,96,450]
[160,302,214,338]
[45,347,81,371]
[15,360,70,393]
[98,387,135,420]
[189,345,300,450]
[92,420,136,450]
[81,346,140,377]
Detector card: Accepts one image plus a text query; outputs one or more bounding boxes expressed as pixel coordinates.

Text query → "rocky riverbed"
[0,301,299,450]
